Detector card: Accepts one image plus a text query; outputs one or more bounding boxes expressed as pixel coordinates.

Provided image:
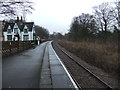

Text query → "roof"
[3,22,15,32]
[3,22,34,32]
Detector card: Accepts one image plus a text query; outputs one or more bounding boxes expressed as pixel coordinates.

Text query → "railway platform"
[39,41,78,89]
[2,41,78,89]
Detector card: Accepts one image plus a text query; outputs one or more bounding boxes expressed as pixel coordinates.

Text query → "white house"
[3,18,37,41]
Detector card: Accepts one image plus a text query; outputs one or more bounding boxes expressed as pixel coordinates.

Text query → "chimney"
[17,16,19,22]
[21,16,23,22]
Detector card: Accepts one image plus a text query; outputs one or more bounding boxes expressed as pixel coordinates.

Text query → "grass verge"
[58,40,119,75]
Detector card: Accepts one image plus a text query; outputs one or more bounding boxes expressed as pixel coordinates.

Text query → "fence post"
[23,41,24,51]
[30,41,31,48]
[9,42,11,56]
[17,41,19,53]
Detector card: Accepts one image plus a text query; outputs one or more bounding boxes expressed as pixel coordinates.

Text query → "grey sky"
[26,0,115,34]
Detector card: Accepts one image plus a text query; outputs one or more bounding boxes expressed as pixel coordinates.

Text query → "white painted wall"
[21,32,23,41]
[29,32,33,40]
[3,22,36,41]
[3,32,7,41]
[13,23,21,34]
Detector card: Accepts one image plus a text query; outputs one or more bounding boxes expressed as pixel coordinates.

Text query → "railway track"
[52,41,114,90]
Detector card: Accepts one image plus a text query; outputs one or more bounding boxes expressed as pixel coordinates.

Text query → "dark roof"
[23,22,34,31]
[3,22,15,32]
[3,22,34,32]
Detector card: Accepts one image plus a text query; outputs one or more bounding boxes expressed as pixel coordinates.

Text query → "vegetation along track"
[52,41,114,90]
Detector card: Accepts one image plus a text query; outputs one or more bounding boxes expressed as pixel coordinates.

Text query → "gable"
[17,22,34,32]
[3,22,34,32]
[32,25,35,33]
[17,22,24,31]
[13,23,19,29]
[24,25,28,29]
[8,25,11,29]
[25,22,34,32]
[3,22,15,32]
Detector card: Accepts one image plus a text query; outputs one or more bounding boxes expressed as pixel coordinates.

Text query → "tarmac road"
[2,42,48,88]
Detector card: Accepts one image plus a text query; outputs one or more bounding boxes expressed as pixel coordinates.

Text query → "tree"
[93,2,116,32]
[0,0,34,19]
[115,1,120,29]
[69,13,98,41]
[69,17,80,41]
[50,32,64,39]
[35,25,49,39]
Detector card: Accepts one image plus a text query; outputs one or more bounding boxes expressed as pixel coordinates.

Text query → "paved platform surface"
[40,41,78,89]
[3,42,48,88]
[3,41,78,89]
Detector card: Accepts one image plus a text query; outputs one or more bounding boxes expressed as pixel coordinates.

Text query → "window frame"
[24,29,28,33]
[14,28,18,34]
[23,35,29,41]
[7,35,12,41]
[7,29,12,34]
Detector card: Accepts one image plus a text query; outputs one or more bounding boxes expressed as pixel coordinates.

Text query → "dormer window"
[7,25,12,34]
[24,29,28,33]
[7,29,12,33]
[14,28,18,34]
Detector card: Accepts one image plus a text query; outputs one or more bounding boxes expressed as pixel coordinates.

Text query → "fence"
[2,40,38,57]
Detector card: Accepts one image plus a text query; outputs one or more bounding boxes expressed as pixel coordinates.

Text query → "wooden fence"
[2,40,38,57]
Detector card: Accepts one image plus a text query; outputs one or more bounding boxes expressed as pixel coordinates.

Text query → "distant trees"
[0,0,34,19]
[35,25,49,39]
[69,13,98,41]
[50,32,64,39]
[66,1,119,43]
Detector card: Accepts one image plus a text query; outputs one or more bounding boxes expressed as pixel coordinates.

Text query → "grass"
[58,40,119,75]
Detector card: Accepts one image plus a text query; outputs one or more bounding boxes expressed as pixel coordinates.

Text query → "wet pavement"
[48,42,77,88]
[3,42,48,88]
[3,41,78,89]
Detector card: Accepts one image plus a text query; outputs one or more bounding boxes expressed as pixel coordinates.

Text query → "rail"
[55,42,113,90]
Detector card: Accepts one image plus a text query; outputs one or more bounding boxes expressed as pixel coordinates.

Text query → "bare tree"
[93,2,116,32]
[0,0,34,20]
[115,0,120,29]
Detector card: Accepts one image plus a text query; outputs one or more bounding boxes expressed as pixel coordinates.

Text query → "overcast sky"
[26,0,115,34]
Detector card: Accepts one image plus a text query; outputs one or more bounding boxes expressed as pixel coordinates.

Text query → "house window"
[7,29,12,33]
[33,35,37,40]
[24,29,28,33]
[14,28,18,34]
[23,35,29,41]
[7,35,12,41]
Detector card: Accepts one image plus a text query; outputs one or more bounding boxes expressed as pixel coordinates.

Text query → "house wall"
[3,23,21,41]
[3,32,7,41]
[13,23,21,41]
[3,22,36,41]
[13,23,21,35]
[21,32,23,41]
[0,23,2,41]
[21,32,33,41]
[32,25,35,33]
[3,32,14,41]
[29,32,33,40]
